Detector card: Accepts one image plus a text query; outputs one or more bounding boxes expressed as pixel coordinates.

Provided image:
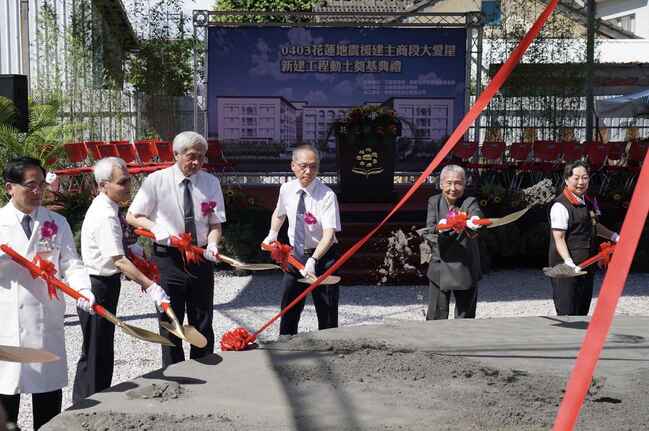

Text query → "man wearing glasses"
[127,132,226,365]
[73,157,170,402]
[262,144,341,336]
[0,157,92,429]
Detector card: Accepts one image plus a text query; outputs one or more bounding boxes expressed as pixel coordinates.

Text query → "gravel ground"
[14,269,649,430]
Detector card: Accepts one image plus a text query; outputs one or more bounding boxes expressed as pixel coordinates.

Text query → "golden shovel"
[217,253,280,271]
[159,303,208,348]
[298,273,342,285]
[0,345,60,363]
[100,306,175,347]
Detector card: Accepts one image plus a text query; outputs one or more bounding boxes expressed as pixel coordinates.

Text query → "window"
[606,13,635,33]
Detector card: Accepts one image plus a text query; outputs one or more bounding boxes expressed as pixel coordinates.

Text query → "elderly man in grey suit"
[424,164,484,320]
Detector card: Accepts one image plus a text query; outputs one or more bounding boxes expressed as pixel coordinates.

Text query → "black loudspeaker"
[0,74,29,132]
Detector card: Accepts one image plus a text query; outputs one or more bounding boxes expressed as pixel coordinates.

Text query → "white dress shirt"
[128,164,226,246]
[275,178,341,250]
[81,192,125,276]
[550,192,585,231]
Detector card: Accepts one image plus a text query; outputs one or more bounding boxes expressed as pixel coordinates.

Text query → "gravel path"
[15,269,649,430]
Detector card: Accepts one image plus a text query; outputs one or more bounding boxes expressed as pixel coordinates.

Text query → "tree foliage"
[0,96,82,171]
[126,38,194,96]
[214,0,319,23]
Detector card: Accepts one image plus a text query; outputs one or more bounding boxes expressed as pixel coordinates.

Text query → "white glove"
[128,243,145,259]
[466,215,482,231]
[150,224,171,246]
[564,258,582,273]
[300,257,317,278]
[437,218,450,232]
[611,232,620,243]
[203,242,220,263]
[262,230,279,245]
[76,288,96,314]
[45,172,57,184]
[145,283,170,307]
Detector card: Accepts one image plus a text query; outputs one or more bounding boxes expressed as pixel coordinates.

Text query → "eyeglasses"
[15,181,48,192]
[180,152,206,162]
[295,162,318,171]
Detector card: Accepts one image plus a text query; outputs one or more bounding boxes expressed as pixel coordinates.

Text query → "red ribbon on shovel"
[2,244,111,316]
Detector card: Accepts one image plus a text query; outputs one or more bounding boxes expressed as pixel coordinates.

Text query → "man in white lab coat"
[0,157,94,429]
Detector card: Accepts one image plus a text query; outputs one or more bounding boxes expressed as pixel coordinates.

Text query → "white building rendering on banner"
[215,96,455,149]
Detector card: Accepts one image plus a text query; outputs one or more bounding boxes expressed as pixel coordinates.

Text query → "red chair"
[628,140,648,164]
[63,142,88,163]
[508,142,532,162]
[114,141,138,163]
[134,141,157,163]
[562,141,585,162]
[585,141,608,168]
[451,141,477,160]
[154,141,175,163]
[97,143,119,159]
[606,141,627,162]
[206,139,223,163]
[84,141,103,160]
[481,141,505,161]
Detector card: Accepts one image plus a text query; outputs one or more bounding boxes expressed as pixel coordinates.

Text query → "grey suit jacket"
[425,194,483,291]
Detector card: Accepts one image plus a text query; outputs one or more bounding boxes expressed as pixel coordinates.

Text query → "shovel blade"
[120,323,175,346]
[234,263,280,271]
[161,321,208,348]
[298,275,341,285]
[486,207,531,228]
[180,325,208,348]
[543,264,588,278]
[0,345,60,363]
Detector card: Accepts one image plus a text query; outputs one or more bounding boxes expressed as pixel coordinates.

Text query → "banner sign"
[207,26,467,151]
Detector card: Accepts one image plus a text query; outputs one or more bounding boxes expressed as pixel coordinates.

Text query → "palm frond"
[0,97,17,127]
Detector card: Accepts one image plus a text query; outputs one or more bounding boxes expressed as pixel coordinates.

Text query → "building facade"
[216,96,298,145]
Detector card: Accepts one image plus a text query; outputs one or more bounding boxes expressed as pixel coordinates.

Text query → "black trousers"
[153,245,214,366]
[426,282,478,320]
[73,273,121,403]
[0,389,62,430]
[551,271,595,316]
[279,246,340,336]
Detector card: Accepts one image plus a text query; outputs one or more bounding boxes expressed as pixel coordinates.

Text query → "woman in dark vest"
[548,161,620,315]
[425,165,484,320]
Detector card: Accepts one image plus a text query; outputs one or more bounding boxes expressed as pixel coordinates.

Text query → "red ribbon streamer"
[170,233,204,264]
[263,241,297,272]
[33,255,60,300]
[127,250,161,283]
[242,0,561,347]
[553,153,649,430]
[0,244,112,318]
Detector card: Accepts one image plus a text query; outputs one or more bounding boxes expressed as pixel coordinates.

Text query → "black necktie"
[294,190,306,260]
[21,215,32,239]
[182,179,197,245]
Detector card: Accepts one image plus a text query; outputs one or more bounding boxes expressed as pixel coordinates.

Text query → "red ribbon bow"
[267,241,293,271]
[598,242,615,269]
[33,255,59,300]
[171,233,203,264]
[220,327,255,351]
